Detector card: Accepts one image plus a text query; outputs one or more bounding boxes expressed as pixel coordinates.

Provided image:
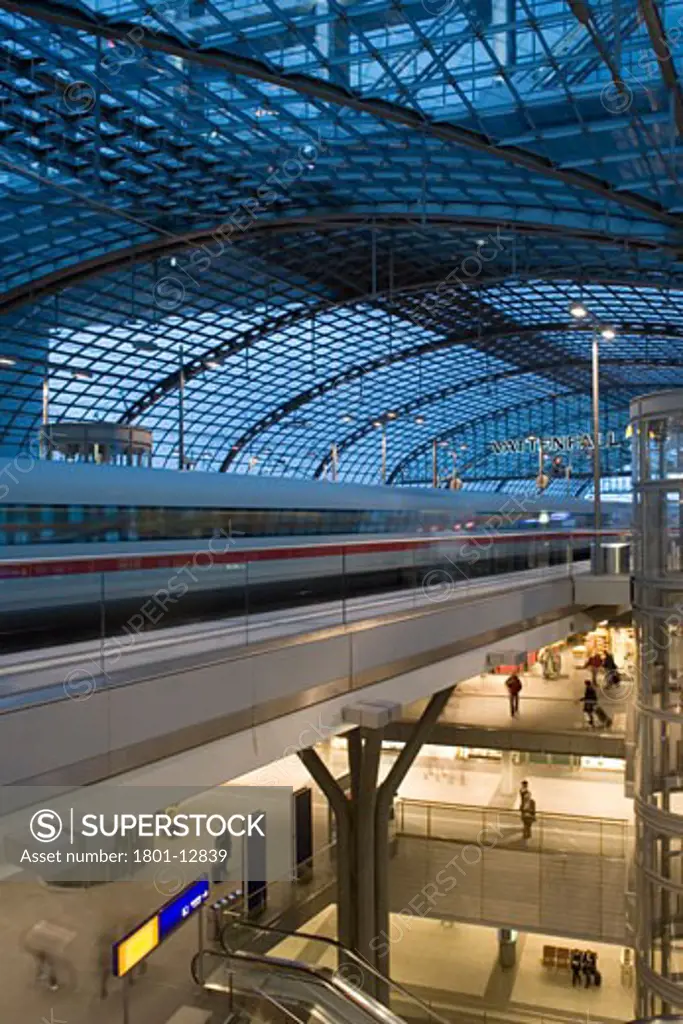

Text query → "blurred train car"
[0,461,630,648]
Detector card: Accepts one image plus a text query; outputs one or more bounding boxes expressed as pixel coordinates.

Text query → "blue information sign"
[112,877,209,977]
[158,877,210,941]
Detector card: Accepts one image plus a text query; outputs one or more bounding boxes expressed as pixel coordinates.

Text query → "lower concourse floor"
[271,905,635,1024]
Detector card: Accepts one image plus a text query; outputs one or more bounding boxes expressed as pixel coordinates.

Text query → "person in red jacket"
[584,652,602,685]
[505,673,522,717]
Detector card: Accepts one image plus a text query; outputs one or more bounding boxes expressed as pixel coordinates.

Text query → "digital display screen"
[112,877,209,977]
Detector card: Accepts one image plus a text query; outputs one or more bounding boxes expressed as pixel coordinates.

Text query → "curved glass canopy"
[2,0,683,491]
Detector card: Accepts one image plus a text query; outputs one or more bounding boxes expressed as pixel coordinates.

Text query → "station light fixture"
[372,419,382,428]
[601,327,616,340]
[414,415,425,425]
[0,356,17,366]
[386,410,398,419]
[341,414,354,423]
[570,302,588,319]
[72,369,93,380]
[204,358,222,370]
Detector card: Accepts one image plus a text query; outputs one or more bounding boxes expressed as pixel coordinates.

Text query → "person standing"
[571,949,582,987]
[505,672,522,717]
[520,791,536,840]
[519,779,530,807]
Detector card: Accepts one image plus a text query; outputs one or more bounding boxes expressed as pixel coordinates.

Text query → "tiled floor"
[277,905,635,1024]
[402,667,630,736]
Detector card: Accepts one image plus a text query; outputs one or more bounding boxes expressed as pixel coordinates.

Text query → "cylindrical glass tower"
[632,391,683,1014]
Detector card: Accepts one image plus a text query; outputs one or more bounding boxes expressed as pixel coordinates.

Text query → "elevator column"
[632,390,683,1014]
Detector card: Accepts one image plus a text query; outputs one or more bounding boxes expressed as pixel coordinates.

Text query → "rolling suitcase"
[595,704,612,729]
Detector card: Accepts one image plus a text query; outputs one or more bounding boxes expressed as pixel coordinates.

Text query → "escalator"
[191,917,450,1024]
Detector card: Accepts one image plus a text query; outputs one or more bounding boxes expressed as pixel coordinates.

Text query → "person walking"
[584,652,602,685]
[519,779,530,807]
[505,672,522,717]
[571,949,582,987]
[520,791,536,841]
[580,679,598,727]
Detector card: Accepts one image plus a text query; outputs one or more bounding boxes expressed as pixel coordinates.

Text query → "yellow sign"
[115,917,159,977]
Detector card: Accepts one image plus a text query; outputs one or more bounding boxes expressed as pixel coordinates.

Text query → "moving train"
[0,460,631,648]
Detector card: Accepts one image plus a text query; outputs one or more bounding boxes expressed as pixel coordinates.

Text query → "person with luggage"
[602,651,620,689]
[505,672,522,717]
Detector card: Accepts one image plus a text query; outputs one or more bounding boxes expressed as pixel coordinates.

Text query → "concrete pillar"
[498,928,517,968]
[499,751,515,797]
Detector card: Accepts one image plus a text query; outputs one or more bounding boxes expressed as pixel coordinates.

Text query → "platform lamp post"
[178,342,186,471]
[569,302,616,562]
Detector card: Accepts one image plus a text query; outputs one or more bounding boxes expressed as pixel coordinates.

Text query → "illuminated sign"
[489,431,619,456]
[115,917,159,978]
[112,877,209,978]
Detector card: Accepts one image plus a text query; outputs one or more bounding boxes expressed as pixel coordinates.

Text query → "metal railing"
[395,798,631,859]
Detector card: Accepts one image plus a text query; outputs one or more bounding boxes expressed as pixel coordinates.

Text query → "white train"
[0,461,630,649]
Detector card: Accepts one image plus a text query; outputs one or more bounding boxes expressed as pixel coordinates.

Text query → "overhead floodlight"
[73,370,93,380]
[414,415,425,425]
[372,419,382,428]
[570,302,588,319]
[341,414,354,423]
[0,356,17,366]
[386,410,398,419]
[601,327,616,340]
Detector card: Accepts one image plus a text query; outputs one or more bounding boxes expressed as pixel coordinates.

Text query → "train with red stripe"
[0,460,630,649]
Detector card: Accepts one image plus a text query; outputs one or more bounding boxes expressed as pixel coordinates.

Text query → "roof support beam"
[315,355,677,481]
[638,0,683,137]
[387,388,629,483]
[217,338,683,473]
[3,0,682,231]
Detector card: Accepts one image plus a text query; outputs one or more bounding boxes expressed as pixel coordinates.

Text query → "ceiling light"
[170,257,177,267]
[601,327,616,340]
[439,441,449,448]
[0,356,17,367]
[414,415,425,425]
[386,411,398,419]
[372,419,383,428]
[73,370,93,380]
[341,414,354,423]
[476,238,486,246]
[204,359,222,370]
[570,302,588,319]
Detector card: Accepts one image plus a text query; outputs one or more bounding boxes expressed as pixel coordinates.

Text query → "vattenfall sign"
[489,431,620,456]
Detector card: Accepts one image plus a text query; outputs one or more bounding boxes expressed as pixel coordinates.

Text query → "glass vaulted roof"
[2,0,683,490]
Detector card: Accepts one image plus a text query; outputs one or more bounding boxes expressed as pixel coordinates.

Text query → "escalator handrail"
[218,913,452,1024]
[193,945,405,1024]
